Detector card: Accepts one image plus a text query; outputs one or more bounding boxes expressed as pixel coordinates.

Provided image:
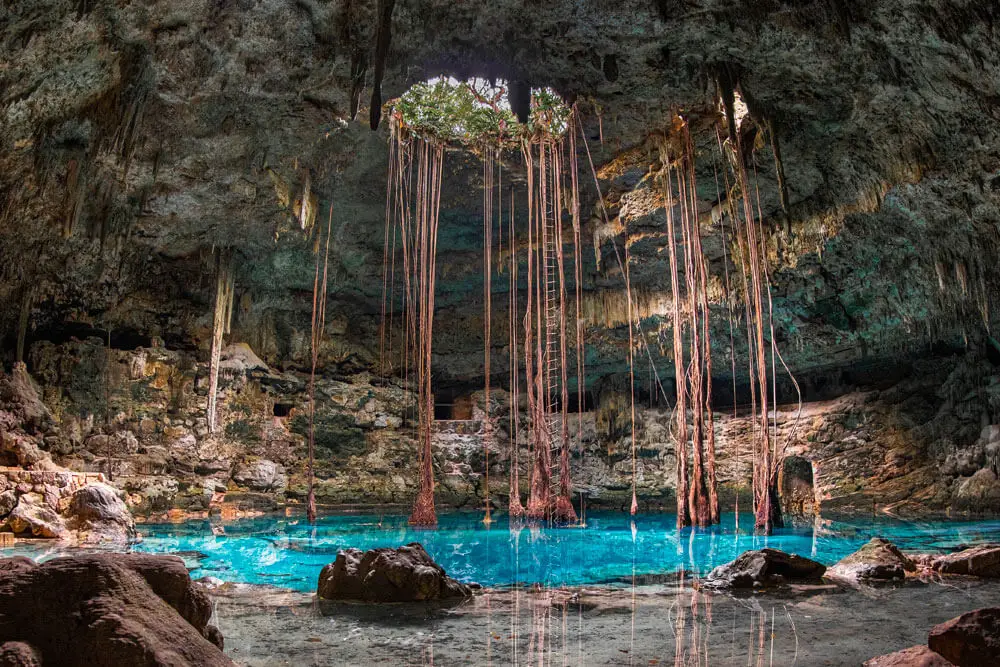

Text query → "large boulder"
[932,544,1000,578]
[66,483,137,543]
[0,554,231,666]
[3,498,65,539]
[828,538,916,583]
[317,542,473,602]
[702,549,826,590]
[231,459,287,492]
[928,608,1000,666]
[864,645,955,666]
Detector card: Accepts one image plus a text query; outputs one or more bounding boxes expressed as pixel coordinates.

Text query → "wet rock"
[928,607,1000,666]
[702,549,826,590]
[317,542,473,602]
[0,554,231,666]
[828,538,916,582]
[4,498,65,539]
[863,645,954,666]
[932,544,1000,578]
[0,642,42,667]
[67,482,137,543]
[231,459,286,492]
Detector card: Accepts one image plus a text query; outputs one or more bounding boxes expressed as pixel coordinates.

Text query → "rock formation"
[828,538,917,583]
[702,548,826,590]
[317,542,473,603]
[928,608,1000,666]
[0,554,230,666]
[931,545,1000,578]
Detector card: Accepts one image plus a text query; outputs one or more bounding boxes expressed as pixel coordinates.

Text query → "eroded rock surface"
[317,542,473,602]
[702,548,826,590]
[928,607,1000,667]
[864,645,955,667]
[0,554,230,666]
[932,545,1000,578]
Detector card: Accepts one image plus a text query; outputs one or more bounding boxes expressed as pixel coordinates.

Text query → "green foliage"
[390,77,571,149]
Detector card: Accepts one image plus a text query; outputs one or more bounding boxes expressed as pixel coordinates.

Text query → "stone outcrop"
[828,538,916,583]
[317,542,473,603]
[702,549,826,590]
[66,482,136,543]
[864,645,955,667]
[928,608,1000,666]
[3,498,65,539]
[0,554,230,666]
[931,545,1000,578]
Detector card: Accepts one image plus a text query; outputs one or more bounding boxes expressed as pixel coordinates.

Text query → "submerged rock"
[317,542,473,602]
[702,548,826,590]
[66,482,137,543]
[828,537,916,583]
[928,607,1000,666]
[932,544,1000,578]
[0,553,230,666]
[863,645,954,666]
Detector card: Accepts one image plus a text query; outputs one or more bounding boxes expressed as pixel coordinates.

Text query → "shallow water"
[117,512,1000,590]
[209,577,1000,666]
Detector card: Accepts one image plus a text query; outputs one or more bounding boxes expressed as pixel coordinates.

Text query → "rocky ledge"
[317,542,474,603]
[0,553,230,666]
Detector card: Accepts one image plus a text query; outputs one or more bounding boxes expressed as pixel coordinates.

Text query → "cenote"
[4,2,1000,665]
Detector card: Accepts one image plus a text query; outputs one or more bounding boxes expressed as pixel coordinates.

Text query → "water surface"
[6,511,999,592]
[123,511,1000,591]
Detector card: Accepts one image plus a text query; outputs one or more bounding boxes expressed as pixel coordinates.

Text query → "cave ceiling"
[2,0,999,398]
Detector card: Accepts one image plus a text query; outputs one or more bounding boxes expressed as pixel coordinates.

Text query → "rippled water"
[6,512,1000,592]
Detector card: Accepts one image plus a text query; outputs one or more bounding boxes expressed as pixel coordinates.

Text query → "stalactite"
[368,0,396,130]
[207,249,234,434]
[104,328,114,481]
[15,286,31,364]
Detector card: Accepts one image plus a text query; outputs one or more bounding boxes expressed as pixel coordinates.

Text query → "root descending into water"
[658,116,719,528]
[381,116,445,528]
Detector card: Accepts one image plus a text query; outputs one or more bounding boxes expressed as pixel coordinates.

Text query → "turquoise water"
[6,512,1000,592]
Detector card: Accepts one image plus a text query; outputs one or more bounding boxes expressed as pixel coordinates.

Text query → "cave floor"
[209,577,1000,666]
